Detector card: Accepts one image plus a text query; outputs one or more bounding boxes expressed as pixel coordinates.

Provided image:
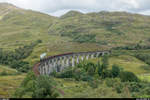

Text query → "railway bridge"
[33,50,111,76]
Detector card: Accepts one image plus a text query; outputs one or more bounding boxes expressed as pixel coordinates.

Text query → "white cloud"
[0,0,150,16]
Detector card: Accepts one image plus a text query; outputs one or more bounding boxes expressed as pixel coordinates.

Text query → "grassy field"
[0,65,26,98]
[0,74,26,98]
[108,55,149,75]
[0,65,18,74]
[55,78,124,98]
[138,74,150,82]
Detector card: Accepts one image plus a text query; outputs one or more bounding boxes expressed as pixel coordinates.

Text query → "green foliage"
[85,62,97,76]
[111,64,120,78]
[0,40,40,72]
[80,74,93,82]
[135,53,150,65]
[21,71,36,87]
[88,79,99,89]
[102,55,109,69]
[124,81,150,97]
[14,71,60,98]
[119,71,139,82]
[37,39,42,43]
[140,65,150,70]
[105,78,123,93]
[105,78,150,98]
[56,67,74,78]
[73,68,85,81]
[98,56,109,79]
[57,62,97,82]
[32,75,59,98]
[127,82,142,93]
[50,69,57,77]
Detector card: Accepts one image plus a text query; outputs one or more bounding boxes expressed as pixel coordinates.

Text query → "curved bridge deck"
[33,50,111,76]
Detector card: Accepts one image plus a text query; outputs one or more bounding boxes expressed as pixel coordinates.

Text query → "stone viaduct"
[33,50,111,76]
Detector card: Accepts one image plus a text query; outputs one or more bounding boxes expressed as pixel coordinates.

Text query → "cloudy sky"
[0,0,150,16]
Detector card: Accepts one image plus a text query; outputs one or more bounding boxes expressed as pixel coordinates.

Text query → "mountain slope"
[0,3,58,51]
[0,3,19,17]
[1,3,150,64]
[49,11,150,47]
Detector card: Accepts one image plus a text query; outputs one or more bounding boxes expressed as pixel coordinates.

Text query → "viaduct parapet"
[33,50,111,76]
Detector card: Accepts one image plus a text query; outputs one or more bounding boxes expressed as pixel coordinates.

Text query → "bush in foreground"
[14,71,60,98]
[119,71,139,82]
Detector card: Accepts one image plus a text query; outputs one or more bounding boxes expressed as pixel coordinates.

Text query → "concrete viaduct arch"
[33,50,111,76]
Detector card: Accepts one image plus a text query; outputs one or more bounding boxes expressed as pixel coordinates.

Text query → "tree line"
[0,40,42,72]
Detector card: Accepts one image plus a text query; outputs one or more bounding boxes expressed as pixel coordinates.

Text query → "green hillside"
[0,64,26,98]
[1,3,150,60]
[49,11,150,48]
[1,3,150,98]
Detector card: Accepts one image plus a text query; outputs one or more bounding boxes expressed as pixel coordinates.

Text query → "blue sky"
[0,0,150,16]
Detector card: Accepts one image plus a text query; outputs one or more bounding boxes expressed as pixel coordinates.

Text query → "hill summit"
[60,10,84,18]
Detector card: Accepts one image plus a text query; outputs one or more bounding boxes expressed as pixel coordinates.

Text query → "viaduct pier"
[33,50,111,76]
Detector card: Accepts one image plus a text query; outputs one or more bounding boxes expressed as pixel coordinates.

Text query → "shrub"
[119,71,139,82]
[14,72,60,98]
[97,56,109,79]
[128,82,142,92]
[73,68,84,81]
[103,70,112,78]
[21,71,36,87]
[87,65,96,76]
[111,64,120,78]
[140,65,150,70]
[88,80,99,89]
[32,75,60,98]
[50,69,57,77]
[105,78,114,87]
[18,64,30,73]
[98,64,110,79]
[135,53,150,65]
[98,63,103,77]
[58,67,74,78]
[102,55,109,68]
[80,73,93,82]
[105,78,123,93]
[37,39,42,43]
